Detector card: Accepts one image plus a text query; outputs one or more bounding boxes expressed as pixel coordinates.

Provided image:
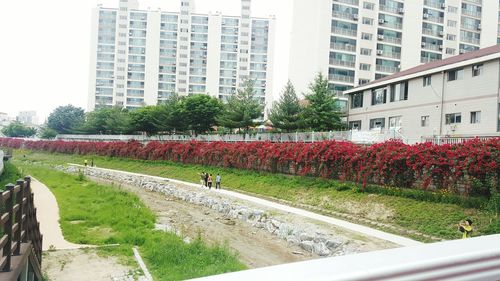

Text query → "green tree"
[129,106,164,136]
[159,93,186,133]
[218,80,263,134]
[84,106,132,134]
[181,94,222,135]
[301,73,342,131]
[47,105,85,134]
[268,80,302,132]
[1,121,37,137]
[39,126,58,139]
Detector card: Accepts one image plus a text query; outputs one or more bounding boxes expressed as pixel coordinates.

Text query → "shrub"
[1,137,498,199]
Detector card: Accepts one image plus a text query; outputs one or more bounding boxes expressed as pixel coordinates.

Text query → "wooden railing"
[0,177,43,281]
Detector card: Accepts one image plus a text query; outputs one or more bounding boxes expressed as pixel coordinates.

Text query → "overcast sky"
[0,0,292,122]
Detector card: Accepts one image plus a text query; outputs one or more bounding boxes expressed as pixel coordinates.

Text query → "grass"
[0,161,23,189]
[14,160,245,280]
[13,150,500,241]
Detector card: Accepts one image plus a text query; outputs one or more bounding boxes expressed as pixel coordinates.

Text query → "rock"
[299,241,314,252]
[326,239,342,250]
[292,251,304,255]
[224,219,236,226]
[313,242,331,256]
[299,233,314,242]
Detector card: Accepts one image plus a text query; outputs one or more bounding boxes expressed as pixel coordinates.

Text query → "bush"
[1,137,498,199]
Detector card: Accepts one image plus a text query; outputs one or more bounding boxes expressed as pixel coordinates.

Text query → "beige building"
[344,44,500,139]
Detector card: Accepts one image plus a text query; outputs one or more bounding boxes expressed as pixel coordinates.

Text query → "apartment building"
[16,111,38,126]
[289,0,500,97]
[88,0,275,111]
[344,44,500,139]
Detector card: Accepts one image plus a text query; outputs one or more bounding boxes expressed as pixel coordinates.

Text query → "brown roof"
[351,44,500,91]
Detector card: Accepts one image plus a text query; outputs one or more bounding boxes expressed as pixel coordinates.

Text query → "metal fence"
[55,132,499,145]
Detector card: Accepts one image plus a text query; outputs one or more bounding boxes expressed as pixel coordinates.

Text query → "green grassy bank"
[14,160,245,280]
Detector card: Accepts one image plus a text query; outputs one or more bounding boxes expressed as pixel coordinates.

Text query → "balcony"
[460,23,478,31]
[379,5,401,14]
[423,0,444,10]
[331,27,357,37]
[461,9,481,18]
[377,51,401,59]
[421,57,440,63]
[422,28,442,37]
[329,74,354,83]
[333,0,359,5]
[331,43,356,52]
[461,37,480,45]
[380,21,402,30]
[423,14,444,24]
[463,0,482,4]
[376,65,399,73]
[422,44,442,52]
[379,35,402,45]
[332,11,358,21]
[329,59,355,68]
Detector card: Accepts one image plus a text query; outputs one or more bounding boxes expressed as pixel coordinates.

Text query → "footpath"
[70,164,422,247]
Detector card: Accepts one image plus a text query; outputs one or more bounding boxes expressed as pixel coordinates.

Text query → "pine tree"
[268,80,302,132]
[218,80,263,133]
[301,73,342,131]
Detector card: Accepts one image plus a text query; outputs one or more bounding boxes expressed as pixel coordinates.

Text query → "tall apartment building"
[88,0,275,111]
[289,0,500,96]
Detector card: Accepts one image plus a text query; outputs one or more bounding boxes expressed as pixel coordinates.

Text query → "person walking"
[200,172,206,188]
[208,174,213,189]
[458,219,473,239]
[215,174,221,189]
[204,172,209,187]
[84,159,88,167]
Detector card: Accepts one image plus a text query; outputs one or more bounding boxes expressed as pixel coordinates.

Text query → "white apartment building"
[344,44,500,139]
[16,111,38,126]
[289,0,500,96]
[88,0,275,111]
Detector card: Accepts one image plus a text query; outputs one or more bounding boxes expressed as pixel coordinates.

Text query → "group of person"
[200,172,221,190]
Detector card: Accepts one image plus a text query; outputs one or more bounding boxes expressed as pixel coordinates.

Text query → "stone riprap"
[59,165,354,257]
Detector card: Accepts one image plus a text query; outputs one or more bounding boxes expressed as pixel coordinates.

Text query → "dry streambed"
[60,165,397,268]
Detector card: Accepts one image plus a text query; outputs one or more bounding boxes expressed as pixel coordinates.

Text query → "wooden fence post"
[3,183,14,272]
[13,179,24,256]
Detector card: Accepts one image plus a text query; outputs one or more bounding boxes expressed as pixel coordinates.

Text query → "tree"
[301,73,342,131]
[1,121,37,138]
[39,126,58,139]
[129,106,164,136]
[181,94,222,135]
[218,80,263,133]
[159,93,186,133]
[47,105,85,134]
[84,106,132,134]
[268,80,302,132]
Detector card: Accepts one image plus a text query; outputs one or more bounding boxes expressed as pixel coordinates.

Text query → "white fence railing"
[55,132,499,145]
[0,150,4,176]
[191,234,500,281]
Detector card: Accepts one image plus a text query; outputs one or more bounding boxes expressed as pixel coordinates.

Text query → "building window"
[470,111,481,124]
[362,17,373,25]
[369,118,385,129]
[363,2,375,10]
[371,88,387,105]
[445,113,461,124]
[448,6,458,13]
[361,33,372,40]
[447,34,456,41]
[349,120,362,130]
[360,48,372,56]
[359,63,371,71]
[421,116,429,127]
[446,48,456,55]
[472,64,483,77]
[447,68,464,81]
[351,92,364,108]
[390,81,408,102]
[359,78,370,85]
[389,116,402,129]
[447,20,457,27]
[423,75,431,87]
